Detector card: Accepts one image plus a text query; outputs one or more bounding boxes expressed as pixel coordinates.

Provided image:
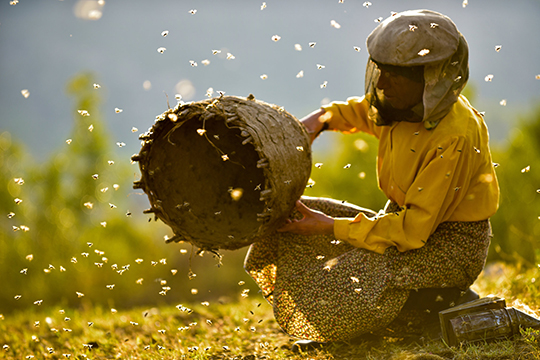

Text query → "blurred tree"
[489,105,540,265]
[0,131,32,277]
[0,73,119,311]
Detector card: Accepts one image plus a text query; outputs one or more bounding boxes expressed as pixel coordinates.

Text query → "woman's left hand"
[277,200,334,236]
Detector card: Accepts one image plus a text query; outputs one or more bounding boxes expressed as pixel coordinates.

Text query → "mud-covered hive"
[132,95,312,251]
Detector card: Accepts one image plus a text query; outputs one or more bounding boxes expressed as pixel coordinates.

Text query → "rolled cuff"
[334,217,387,254]
[334,217,356,241]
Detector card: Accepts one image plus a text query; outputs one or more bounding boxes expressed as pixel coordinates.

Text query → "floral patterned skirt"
[244,196,491,342]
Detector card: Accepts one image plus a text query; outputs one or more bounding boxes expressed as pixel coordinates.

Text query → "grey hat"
[367,9,460,66]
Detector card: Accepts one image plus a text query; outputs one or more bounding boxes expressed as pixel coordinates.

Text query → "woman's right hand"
[278,200,335,236]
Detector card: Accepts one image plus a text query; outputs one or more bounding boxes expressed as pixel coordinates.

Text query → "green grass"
[1,262,539,359]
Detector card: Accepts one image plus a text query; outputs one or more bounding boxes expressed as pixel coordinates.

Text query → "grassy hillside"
[1,262,539,359]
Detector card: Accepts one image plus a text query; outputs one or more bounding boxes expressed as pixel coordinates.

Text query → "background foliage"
[1,74,539,314]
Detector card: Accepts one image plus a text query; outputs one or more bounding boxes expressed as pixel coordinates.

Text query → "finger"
[277,218,293,232]
[281,217,306,232]
[295,200,312,216]
[277,223,292,232]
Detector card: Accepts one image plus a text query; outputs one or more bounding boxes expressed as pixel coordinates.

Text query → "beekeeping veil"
[365,9,469,129]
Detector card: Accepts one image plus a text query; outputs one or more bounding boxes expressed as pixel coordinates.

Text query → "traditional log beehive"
[132,95,312,251]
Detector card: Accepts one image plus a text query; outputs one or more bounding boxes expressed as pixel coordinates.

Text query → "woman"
[244,9,499,347]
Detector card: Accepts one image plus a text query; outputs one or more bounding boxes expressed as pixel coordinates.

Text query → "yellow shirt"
[321,95,499,254]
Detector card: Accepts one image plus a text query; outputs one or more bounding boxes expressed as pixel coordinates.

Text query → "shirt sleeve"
[321,96,380,137]
[334,136,474,254]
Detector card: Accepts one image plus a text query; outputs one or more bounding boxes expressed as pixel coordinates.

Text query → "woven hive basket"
[132,95,312,251]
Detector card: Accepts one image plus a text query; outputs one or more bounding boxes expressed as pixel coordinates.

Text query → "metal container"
[440,295,540,346]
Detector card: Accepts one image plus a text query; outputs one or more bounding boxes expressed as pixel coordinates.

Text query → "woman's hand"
[278,200,335,236]
[300,109,329,144]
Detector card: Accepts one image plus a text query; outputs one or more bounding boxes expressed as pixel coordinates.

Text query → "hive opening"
[147,112,266,246]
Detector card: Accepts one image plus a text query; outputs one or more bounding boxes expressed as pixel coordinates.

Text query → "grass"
[1,262,539,359]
